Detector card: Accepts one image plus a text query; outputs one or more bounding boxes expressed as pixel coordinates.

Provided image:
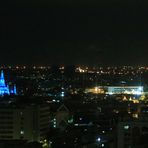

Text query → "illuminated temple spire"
[0,70,6,87]
[11,84,17,95]
[0,70,17,96]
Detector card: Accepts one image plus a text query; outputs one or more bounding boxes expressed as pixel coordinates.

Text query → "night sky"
[2,0,148,65]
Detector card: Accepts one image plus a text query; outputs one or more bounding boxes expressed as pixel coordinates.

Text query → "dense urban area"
[0,65,148,148]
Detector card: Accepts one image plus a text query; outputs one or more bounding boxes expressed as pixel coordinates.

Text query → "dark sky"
[2,0,148,65]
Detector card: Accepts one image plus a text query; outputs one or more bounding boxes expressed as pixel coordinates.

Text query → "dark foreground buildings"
[0,66,148,148]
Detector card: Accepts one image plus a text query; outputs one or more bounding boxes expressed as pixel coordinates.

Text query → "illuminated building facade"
[107,86,143,95]
[85,87,105,94]
[85,86,143,95]
[0,70,17,96]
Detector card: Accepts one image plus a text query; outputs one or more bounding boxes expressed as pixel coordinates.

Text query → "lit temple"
[0,70,17,96]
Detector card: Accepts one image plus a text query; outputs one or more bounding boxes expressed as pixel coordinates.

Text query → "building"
[85,87,105,94]
[50,104,70,130]
[0,103,50,142]
[0,70,17,96]
[85,86,143,95]
[107,86,143,95]
[117,121,148,148]
[117,106,148,148]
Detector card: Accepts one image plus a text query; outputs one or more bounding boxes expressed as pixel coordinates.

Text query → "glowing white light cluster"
[107,86,143,95]
[61,91,65,97]
[97,137,101,142]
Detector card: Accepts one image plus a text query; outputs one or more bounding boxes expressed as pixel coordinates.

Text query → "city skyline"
[1,1,148,147]
[0,60,148,147]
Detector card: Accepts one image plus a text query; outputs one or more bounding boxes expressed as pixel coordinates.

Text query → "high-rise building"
[0,103,50,142]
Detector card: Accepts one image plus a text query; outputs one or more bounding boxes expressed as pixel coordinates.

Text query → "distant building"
[0,70,17,96]
[107,86,143,95]
[117,121,148,148]
[0,103,50,142]
[56,104,70,130]
[85,86,143,95]
[85,87,105,94]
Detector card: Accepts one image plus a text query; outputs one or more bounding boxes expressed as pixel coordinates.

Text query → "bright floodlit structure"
[0,70,17,96]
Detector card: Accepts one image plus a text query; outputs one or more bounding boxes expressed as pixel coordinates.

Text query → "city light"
[97,137,101,142]
[124,125,129,130]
